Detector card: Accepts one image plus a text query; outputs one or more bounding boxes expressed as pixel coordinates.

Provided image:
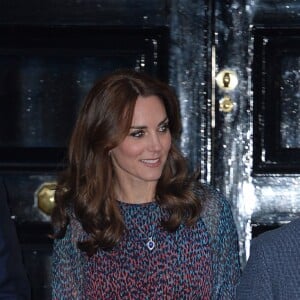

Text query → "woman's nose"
[148,133,162,152]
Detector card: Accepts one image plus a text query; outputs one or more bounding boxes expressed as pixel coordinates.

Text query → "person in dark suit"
[236,217,300,299]
[0,178,31,299]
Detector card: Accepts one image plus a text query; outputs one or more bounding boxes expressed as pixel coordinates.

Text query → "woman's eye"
[158,123,169,132]
[130,130,144,138]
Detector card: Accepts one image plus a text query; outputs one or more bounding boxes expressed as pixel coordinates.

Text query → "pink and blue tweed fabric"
[52,187,240,299]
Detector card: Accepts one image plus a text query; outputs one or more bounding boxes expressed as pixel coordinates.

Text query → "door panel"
[253,27,300,173]
[214,0,300,265]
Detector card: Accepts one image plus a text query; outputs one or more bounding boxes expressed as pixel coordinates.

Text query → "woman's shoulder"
[194,183,235,237]
[54,206,87,243]
[194,183,232,218]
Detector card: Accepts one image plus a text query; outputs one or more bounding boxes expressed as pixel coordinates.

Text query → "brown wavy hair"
[52,69,205,256]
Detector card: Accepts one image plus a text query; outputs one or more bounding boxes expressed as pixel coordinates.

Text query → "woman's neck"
[115,181,157,204]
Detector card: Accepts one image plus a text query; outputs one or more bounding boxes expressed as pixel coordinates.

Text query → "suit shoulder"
[254,217,300,248]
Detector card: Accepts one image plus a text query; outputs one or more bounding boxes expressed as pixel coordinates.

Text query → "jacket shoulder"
[253,217,300,249]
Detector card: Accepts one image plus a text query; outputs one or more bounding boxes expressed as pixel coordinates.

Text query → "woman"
[51,69,240,299]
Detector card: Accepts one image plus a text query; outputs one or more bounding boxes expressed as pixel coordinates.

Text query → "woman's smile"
[140,158,161,167]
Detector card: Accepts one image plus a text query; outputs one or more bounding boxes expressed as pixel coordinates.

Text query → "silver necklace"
[131,219,156,251]
[146,237,155,251]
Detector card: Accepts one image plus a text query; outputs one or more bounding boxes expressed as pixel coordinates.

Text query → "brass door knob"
[36,182,57,215]
[219,95,234,113]
[216,69,238,91]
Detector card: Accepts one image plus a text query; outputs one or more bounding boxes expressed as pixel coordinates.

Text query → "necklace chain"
[131,219,156,251]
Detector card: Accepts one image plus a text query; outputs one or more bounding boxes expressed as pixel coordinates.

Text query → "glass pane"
[280,54,300,148]
[0,54,138,148]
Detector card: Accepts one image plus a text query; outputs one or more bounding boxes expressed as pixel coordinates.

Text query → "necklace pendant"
[146,237,155,251]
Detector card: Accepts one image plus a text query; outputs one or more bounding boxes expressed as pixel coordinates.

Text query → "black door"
[0,2,169,298]
[1,0,299,298]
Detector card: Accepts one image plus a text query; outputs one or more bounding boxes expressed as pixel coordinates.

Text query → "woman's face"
[110,95,172,185]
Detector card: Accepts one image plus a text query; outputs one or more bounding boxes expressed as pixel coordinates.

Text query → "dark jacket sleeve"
[236,218,300,299]
[0,178,31,300]
[236,236,272,300]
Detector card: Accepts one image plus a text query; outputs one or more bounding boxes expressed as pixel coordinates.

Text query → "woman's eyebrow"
[130,117,169,130]
[130,125,147,130]
[158,117,169,125]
